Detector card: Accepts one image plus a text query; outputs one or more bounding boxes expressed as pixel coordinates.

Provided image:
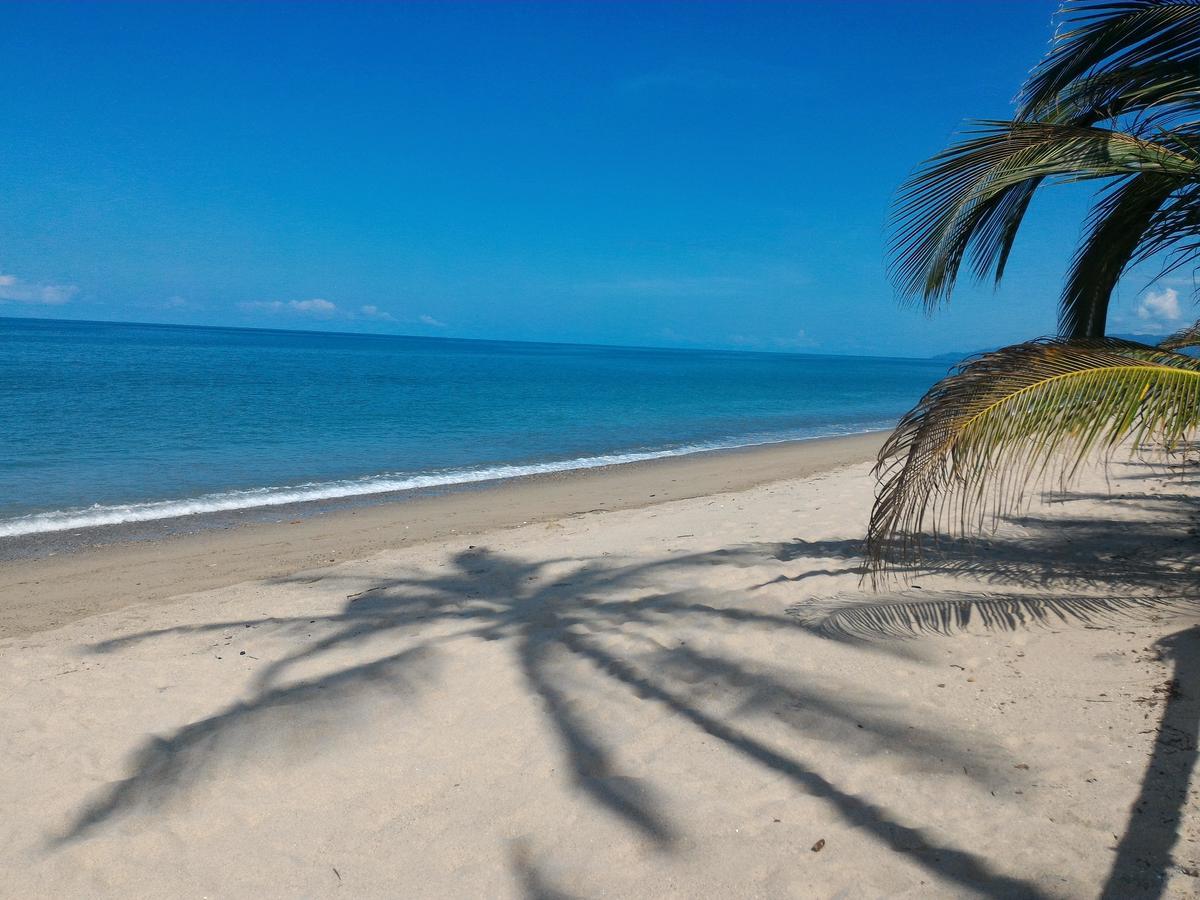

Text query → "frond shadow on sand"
[55,468,1200,898]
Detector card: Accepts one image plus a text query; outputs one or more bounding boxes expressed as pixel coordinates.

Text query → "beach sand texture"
[1,437,1198,897]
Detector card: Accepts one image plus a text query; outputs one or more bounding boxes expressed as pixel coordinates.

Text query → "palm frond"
[1160,317,1200,349]
[889,121,1197,308]
[1036,61,1200,130]
[1084,336,1200,366]
[1060,173,1183,335]
[1019,1,1200,118]
[866,339,1200,577]
[1129,181,1200,273]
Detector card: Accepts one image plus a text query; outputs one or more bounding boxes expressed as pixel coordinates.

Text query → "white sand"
[2,448,1198,897]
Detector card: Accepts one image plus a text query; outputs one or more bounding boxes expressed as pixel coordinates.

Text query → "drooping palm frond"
[1060,173,1183,336]
[889,122,1198,311]
[1019,1,1200,118]
[866,338,1200,577]
[1118,333,1200,365]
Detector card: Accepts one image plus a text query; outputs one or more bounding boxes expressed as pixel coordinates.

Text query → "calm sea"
[0,317,947,537]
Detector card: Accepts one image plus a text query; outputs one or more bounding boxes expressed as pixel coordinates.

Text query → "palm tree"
[893,0,1200,339]
[868,0,1200,574]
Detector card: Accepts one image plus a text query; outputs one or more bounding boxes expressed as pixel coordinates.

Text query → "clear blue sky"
[0,1,1181,356]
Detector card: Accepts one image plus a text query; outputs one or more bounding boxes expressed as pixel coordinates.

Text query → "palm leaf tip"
[1159,317,1200,350]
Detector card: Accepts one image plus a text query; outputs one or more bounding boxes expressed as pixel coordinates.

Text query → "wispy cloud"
[657,326,818,353]
[0,272,78,305]
[291,298,337,315]
[359,304,395,322]
[132,295,199,313]
[241,298,339,317]
[240,297,439,329]
[729,330,817,352]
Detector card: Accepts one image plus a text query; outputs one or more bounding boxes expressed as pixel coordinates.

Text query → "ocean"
[0,317,947,539]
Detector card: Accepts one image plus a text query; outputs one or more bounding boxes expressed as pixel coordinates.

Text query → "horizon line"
[0,312,944,363]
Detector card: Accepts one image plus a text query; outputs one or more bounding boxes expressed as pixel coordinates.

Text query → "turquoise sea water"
[0,317,948,537]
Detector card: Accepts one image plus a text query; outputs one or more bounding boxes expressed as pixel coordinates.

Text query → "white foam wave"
[0,427,882,538]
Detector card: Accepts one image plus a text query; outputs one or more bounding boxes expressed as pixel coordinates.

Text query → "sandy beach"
[2,435,1198,897]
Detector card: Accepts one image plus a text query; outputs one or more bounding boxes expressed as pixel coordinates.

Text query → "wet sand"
[0,432,884,639]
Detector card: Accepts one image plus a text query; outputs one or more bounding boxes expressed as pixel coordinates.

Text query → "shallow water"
[0,317,946,536]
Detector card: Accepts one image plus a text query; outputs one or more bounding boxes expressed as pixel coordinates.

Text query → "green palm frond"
[1160,317,1200,349]
[889,122,1197,309]
[1060,173,1183,336]
[1132,181,1200,274]
[866,339,1200,577]
[1036,62,1200,129]
[1085,335,1200,365]
[1019,1,1200,118]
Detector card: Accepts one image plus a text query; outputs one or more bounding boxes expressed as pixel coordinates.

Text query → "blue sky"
[0,1,1187,356]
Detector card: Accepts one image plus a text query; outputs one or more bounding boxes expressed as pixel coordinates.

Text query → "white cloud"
[290,298,336,314]
[1136,287,1181,324]
[241,300,280,313]
[241,298,338,317]
[729,329,817,351]
[240,298,439,329]
[359,304,396,321]
[0,272,78,305]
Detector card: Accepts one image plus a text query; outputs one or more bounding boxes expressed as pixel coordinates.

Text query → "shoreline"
[0,428,891,555]
[0,430,885,639]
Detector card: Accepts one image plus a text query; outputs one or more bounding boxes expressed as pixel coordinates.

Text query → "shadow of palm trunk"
[1101,626,1200,899]
[509,839,581,900]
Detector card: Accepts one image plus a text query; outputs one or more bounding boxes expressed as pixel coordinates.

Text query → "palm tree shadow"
[789,591,1194,642]
[751,472,1200,632]
[60,470,1200,897]
[1100,626,1200,899]
[63,545,1049,897]
[756,510,1200,597]
[759,516,1199,646]
[49,645,439,849]
[762,476,1200,897]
